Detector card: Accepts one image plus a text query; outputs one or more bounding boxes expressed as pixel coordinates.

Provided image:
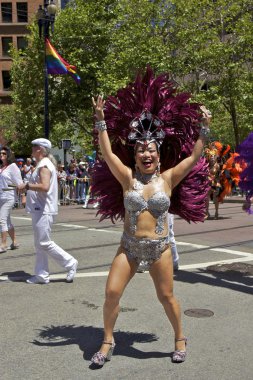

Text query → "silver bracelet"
[199,126,210,138]
[95,120,107,132]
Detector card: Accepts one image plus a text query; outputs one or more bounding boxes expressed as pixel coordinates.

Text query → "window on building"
[2,71,11,90]
[2,37,13,56]
[17,36,27,51]
[1,3,12,23]
[17,2,28,23]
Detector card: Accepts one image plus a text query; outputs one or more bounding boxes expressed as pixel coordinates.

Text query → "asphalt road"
[0,198,252,380]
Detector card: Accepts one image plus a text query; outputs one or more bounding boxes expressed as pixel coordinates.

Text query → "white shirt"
[26,157,58,215]
[0,163,23,201]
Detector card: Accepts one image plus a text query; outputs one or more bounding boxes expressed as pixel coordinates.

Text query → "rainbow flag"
[45,38,81,84]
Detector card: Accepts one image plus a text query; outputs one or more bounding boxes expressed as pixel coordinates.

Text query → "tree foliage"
[4,0,253,154]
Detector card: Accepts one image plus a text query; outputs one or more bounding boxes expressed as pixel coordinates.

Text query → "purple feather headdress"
[91,67,209,223]
[236,132,253,214]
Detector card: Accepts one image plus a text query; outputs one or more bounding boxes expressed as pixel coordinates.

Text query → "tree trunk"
[229,99,240,146]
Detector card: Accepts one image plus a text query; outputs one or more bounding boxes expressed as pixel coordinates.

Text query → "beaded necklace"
[134,170,159,190]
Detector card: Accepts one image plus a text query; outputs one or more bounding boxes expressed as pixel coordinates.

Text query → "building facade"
[0,0,42,103]
[0,1,60,104]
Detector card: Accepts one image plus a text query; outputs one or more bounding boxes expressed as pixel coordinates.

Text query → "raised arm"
[92,95,132,186]
[163,106,211,190]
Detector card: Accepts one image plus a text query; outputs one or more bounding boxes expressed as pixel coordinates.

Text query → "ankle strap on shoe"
[102,341,114,345]
[175,337,187,343]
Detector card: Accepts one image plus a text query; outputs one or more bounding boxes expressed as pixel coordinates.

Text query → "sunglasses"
[0,152,7,155]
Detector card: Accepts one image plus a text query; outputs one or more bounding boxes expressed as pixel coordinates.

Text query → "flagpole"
[44,29,50,139]
[37,1,57,139]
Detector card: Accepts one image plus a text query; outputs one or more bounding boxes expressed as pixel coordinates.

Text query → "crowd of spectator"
[15,156,98,209]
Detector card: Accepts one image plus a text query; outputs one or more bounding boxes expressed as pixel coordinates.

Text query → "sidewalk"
[223,194,245,203]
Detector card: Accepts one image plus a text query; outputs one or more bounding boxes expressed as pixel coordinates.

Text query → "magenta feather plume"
[236,132,253,192]
[91,67,209,223]
[236,132,253,213]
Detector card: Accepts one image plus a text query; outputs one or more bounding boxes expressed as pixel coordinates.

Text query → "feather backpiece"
[91,67,209,223]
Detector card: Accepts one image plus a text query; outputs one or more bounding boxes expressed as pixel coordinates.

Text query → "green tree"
[10,0,118,153]
[95,0,253,146]
[8,0,253,153]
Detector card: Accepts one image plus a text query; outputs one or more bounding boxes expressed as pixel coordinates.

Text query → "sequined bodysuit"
[122,177,171,265]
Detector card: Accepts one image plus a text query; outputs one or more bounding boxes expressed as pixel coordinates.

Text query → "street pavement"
[0,197,252,380]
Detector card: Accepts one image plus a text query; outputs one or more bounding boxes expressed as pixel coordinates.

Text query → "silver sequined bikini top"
[124,189,170,235]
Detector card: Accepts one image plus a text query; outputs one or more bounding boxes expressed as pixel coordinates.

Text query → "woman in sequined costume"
[90,88,211,367]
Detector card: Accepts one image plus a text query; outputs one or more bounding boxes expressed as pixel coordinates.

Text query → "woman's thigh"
[105,246,138,299]
[149,248,174,297]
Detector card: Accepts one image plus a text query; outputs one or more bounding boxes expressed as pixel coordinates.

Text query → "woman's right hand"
[92,95,105,121]
[200,105,212,127]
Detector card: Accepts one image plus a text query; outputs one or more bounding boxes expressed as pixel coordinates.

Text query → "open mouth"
[142,161,152,168]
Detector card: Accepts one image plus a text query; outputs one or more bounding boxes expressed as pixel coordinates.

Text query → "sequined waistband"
[121,232,168,264]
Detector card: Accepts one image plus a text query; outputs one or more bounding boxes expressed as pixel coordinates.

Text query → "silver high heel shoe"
[172,337,187,363]
[91,341,116,367]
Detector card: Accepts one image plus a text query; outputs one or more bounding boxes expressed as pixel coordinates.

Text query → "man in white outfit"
[17,138,78,284]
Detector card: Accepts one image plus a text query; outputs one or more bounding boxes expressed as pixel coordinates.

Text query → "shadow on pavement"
[0,270,68,283]
[32,325,171,366]
[1,270,31,282]
[174,268,253,295]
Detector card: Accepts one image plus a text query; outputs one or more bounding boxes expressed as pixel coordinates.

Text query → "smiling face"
[134,141,160,174]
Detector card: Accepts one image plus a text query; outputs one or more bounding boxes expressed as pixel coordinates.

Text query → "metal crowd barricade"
[58,179,70,205]
[57,176,95,206]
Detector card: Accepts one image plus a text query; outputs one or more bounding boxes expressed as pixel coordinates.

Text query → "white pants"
[167,213,179,264]
[0,198,15,232]
[31,213,76,280]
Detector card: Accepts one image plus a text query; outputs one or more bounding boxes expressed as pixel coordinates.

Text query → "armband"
[95,120,107,132]
[199,126,210,138]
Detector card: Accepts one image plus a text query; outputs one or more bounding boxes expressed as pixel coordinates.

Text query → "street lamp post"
[37,1,57,139]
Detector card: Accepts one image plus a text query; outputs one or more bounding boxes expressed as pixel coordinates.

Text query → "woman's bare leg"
[1,231,7,249]
[213,193,219,219]
[149,248,186,351]
[98,247,138,356]
[8,226,17,245]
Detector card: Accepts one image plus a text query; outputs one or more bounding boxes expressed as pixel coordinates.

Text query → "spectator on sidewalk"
[57,163,67,205]
[66,162,78,204]
[23,157,34,183]
[76,162,88,205]
[0,146,23,252]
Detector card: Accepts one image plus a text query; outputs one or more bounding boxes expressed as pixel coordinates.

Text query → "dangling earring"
[156,162,161,176]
